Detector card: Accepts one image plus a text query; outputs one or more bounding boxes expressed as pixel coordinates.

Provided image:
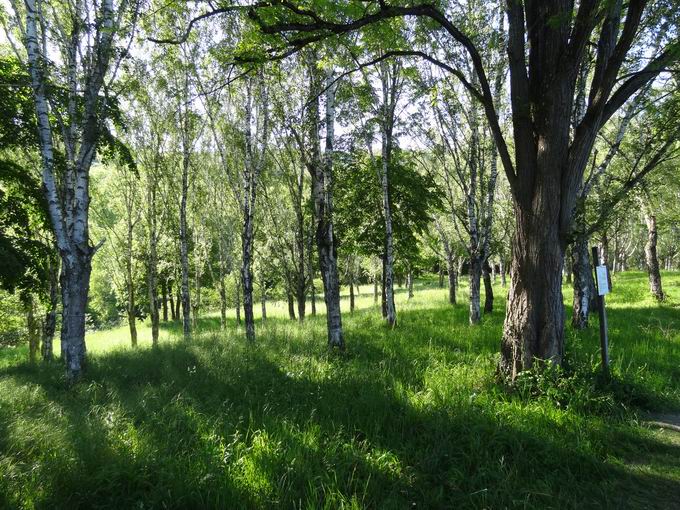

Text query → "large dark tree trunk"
[644,211,664,301]
[500,207,566,380]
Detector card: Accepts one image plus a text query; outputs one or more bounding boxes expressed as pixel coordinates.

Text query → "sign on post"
[596,265,610,296]
[591,247,610,374]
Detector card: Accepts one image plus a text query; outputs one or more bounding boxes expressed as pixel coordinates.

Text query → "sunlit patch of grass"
[1,273,680,508]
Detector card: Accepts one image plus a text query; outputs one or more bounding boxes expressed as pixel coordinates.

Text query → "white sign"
[596,265,610,296]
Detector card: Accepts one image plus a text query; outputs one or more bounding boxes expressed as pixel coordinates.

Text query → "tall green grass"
[1,272,679,508]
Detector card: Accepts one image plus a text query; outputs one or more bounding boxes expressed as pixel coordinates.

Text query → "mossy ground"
[1,272,680,509]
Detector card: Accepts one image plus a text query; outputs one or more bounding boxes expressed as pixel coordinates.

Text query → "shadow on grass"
[3,323,680,509]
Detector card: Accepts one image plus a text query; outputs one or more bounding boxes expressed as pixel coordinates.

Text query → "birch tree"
[4,0,140,380]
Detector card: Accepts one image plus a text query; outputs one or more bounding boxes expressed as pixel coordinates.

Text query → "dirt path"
[644,414,680,432]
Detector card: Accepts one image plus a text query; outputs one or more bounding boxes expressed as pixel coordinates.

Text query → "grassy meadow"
[1,272,680,508]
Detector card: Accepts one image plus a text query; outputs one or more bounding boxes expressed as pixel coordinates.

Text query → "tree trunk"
[60,251,92,382]
[261,290,267,322]
[500,211,565,381]
[147,182,159,348]
[310,278,317,316]
[287,290,296,320]
[379,61,398,328]
[169,285,176,321]
[571,235,597,329]
[240,77,267,343]
[644,212,664,301]
[241,241,255,340]
[179,146,191,340]
[407,266,414,299]
[500,259,507,287]
[469,257,482,324]
[235,279,242,326]
[381,256,387,318]
[373,276,378,304]
[601,231,610,268]
[41,254,59,361]
[161,279,168,322]
[447,253,456,305]
[26,296,40,364]
[219,275,227,329]
[295,166,307,322]
[349,278,355,313]
[438,263,444,288]
[483,259,494,313]
[305,66,344,349]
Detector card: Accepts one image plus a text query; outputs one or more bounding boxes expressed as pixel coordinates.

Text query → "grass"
[1,272,680,508]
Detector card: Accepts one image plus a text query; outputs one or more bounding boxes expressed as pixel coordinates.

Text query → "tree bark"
[447,254,456,305]
[169,283,176,321]
[349,278,355,312]
[147,176,158,347]
[26,296,40,364]
[179,134,191,340]
[41,253,58,361]
[469,258,482,324]
[438,263,444,288]
[287,290,296,320]
[378,60,400,328]
[303,64,344,348]
[644,211,664,301]
[126,202,138,349]
[261,290,267,321]
[483,259,493,313]
[500,209,565,380]
[571,235,597,329]
[161,279,168,322]
[240,76,268,342]
[407,266,414,299]
[235,278,242,325]
[23,0,117,382]
[60,251,92,381]
[500,259,507,288]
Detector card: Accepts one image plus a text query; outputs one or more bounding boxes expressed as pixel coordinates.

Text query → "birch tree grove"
[5,0,140,381]
[241,0,680,379]
[3,0,678,388]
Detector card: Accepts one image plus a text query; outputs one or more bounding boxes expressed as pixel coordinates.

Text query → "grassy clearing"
[1,272,680,509]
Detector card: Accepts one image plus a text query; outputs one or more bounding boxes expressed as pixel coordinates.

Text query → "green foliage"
[334,149,441,263]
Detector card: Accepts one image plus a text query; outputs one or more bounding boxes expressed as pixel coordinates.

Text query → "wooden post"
[592,246,610,374]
